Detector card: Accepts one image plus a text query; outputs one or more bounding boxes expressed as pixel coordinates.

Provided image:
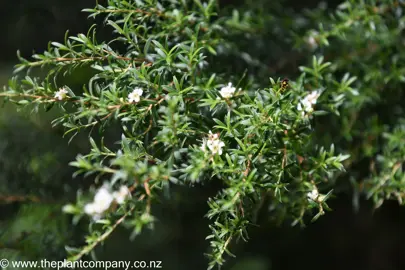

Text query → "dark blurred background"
[1,1,405,270]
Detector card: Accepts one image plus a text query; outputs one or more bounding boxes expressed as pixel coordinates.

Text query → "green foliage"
[0,204,70,264]
[1,0,405,269]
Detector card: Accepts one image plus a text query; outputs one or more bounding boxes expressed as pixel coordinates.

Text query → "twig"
[92,8,167,18]
[0,195,41,203]
[69,206,135,261]
[23,55,148,68]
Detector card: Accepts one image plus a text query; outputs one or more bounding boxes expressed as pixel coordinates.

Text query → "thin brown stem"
[0,195,41,203]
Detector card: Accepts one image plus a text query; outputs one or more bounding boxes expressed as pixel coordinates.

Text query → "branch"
[0,195,41,203]
[93,8,167,18]
[68,205,135,261]
[23,55,148,68]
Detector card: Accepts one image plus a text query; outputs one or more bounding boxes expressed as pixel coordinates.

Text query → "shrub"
[1,0,405,269]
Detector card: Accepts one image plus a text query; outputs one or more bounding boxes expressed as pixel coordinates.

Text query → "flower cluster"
[128,88,143,103]
[201,131,225,156]
[84,185,130,219]
[297,90,321,116]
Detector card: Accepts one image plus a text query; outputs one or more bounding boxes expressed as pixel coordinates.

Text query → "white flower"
[306,90,321,104]
[84,186,114,218]
[93,186,114,211]
[219,83,236,99]
[307,188,319,201]
[84,203,97,215]
[207,138,225,155]
[200,139,208,152]
[113,185,131,204]
[201,131,225,156]
[208,130,219,141]
[128,87,143,103]
[54,87,69,100]
[306,31,319,50]
[84,203,102,221]
[297,90,321,116]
